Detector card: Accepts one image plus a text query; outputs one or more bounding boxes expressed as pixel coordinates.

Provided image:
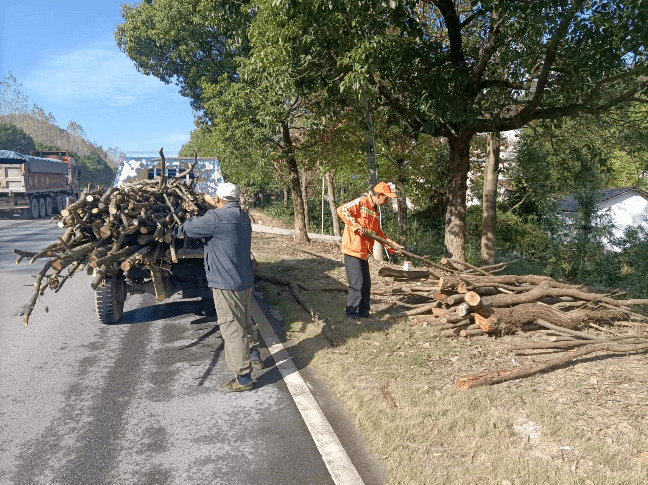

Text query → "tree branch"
[514,1,584,123]
[431,0,467,71]
[470,10,503,85]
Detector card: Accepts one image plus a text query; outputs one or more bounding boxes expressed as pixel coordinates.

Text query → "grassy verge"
[252,233,648,485]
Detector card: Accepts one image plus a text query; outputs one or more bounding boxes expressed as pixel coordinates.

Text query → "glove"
[352,224,368,235]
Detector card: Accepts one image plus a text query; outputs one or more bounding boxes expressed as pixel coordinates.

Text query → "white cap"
[216,182,240,201]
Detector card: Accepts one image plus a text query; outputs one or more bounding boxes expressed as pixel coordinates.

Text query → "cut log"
[456,343,621,389]
[439,319,471,330]
[486,303,628,333]
[474,313,497,333]
[148,262,167,302]
[377,267,431,279]
[464,291,481,306]
[51,242,98,271]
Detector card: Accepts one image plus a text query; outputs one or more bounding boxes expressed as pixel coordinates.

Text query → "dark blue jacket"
[174,201,254,291]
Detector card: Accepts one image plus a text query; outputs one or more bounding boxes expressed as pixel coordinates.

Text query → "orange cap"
[373,181,397,198]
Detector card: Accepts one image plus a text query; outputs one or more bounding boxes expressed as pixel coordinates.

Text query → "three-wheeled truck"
[94,156,223,324]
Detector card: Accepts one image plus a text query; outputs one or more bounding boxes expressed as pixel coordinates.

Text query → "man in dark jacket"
[174,182,260,392]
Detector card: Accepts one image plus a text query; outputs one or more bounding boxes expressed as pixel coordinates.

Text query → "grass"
[251,232,648,485]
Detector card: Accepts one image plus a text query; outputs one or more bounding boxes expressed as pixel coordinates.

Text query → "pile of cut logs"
[15,150,208,326]
[380,263,648,338]
[367,233,648,388]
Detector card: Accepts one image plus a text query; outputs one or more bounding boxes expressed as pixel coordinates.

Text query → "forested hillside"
[0,74,122,188]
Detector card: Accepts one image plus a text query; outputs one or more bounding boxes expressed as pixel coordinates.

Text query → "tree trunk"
[364,101,379,188]
[283,185,289,205]
[444,133,473,260]
[395,157,408,244]
[300,170,310,231]
[325,170,340,237]
[481,132,500,265]
[281,121,310,243]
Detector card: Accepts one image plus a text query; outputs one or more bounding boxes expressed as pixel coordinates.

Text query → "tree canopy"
[116,0,648,259]
[271,0,648,258]
[0,123,36,153]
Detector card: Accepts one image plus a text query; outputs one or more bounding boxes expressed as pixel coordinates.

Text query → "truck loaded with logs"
[0,150,80,218]
[14,150,224,325]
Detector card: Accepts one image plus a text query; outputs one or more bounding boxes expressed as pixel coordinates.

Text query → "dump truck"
[0,150,80,218]
[94,156,223,323]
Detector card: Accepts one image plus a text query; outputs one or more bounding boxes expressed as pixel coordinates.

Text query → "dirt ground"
[249,211,648,485]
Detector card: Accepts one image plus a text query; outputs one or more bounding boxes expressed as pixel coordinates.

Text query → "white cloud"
[22,44,173,107]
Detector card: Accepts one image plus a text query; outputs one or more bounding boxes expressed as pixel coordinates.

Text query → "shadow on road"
[116,298,215,326]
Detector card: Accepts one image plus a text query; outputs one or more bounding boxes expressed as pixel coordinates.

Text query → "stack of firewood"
[15,150,208,326]
[380,260,648,338]
[368,241,648,388]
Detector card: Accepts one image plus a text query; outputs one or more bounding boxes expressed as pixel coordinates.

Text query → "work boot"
[345,312,362,324]
[220,373,253,392]
[250,348,264,370]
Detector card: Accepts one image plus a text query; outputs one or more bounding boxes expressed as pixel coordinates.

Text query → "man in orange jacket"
[337,181,403,318]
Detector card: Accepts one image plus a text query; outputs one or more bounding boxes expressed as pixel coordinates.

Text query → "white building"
[558,187,648,250]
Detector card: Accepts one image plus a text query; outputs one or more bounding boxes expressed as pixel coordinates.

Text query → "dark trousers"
[344,254,371,315]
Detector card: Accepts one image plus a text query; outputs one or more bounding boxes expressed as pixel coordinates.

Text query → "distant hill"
[0,113,120,188]
[0,113,121,167]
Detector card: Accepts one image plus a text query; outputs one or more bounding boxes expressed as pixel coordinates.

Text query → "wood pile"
[15,150,208,326]
[368,233,648,388]
[381,263,648,337]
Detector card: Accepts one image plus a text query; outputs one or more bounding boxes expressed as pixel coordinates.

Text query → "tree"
[116,0,316,242]
[0,123,36,153]
[481,132,500,265]
[66,121,86,140]
[0,73,30,115]
[115,0,252,111]
[272,0,648,260]
[74,151,116,188]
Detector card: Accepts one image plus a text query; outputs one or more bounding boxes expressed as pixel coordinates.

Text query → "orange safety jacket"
[337,194,395,260]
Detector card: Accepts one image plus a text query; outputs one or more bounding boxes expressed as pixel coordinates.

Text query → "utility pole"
[364,100,383,261]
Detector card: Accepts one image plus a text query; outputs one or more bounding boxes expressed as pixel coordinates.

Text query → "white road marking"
[251,299,365,485]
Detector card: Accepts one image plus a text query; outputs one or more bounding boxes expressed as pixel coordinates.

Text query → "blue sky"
[0,0,196,156]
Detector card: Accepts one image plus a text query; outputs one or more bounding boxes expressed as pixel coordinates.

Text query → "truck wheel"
[30,198,39,219]
[45,197,53,217]
[55,197,64,214]
[95,272,127,324]
[38,198,46,218]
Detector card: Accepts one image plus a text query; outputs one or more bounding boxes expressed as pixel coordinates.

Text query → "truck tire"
[95,272,127,324]
[45,197,53,217]
[55,197,64,214]
[38,198,46,218]
[29,198,39,219]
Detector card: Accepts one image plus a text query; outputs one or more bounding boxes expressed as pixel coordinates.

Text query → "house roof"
[558,187,648,213]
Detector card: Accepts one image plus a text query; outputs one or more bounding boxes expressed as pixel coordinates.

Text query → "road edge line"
[251,299,365,485]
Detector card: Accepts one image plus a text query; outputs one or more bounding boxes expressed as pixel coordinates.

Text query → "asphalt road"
[0,217,382,485]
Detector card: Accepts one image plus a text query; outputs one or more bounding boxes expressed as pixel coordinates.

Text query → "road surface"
[0,217,384,485]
